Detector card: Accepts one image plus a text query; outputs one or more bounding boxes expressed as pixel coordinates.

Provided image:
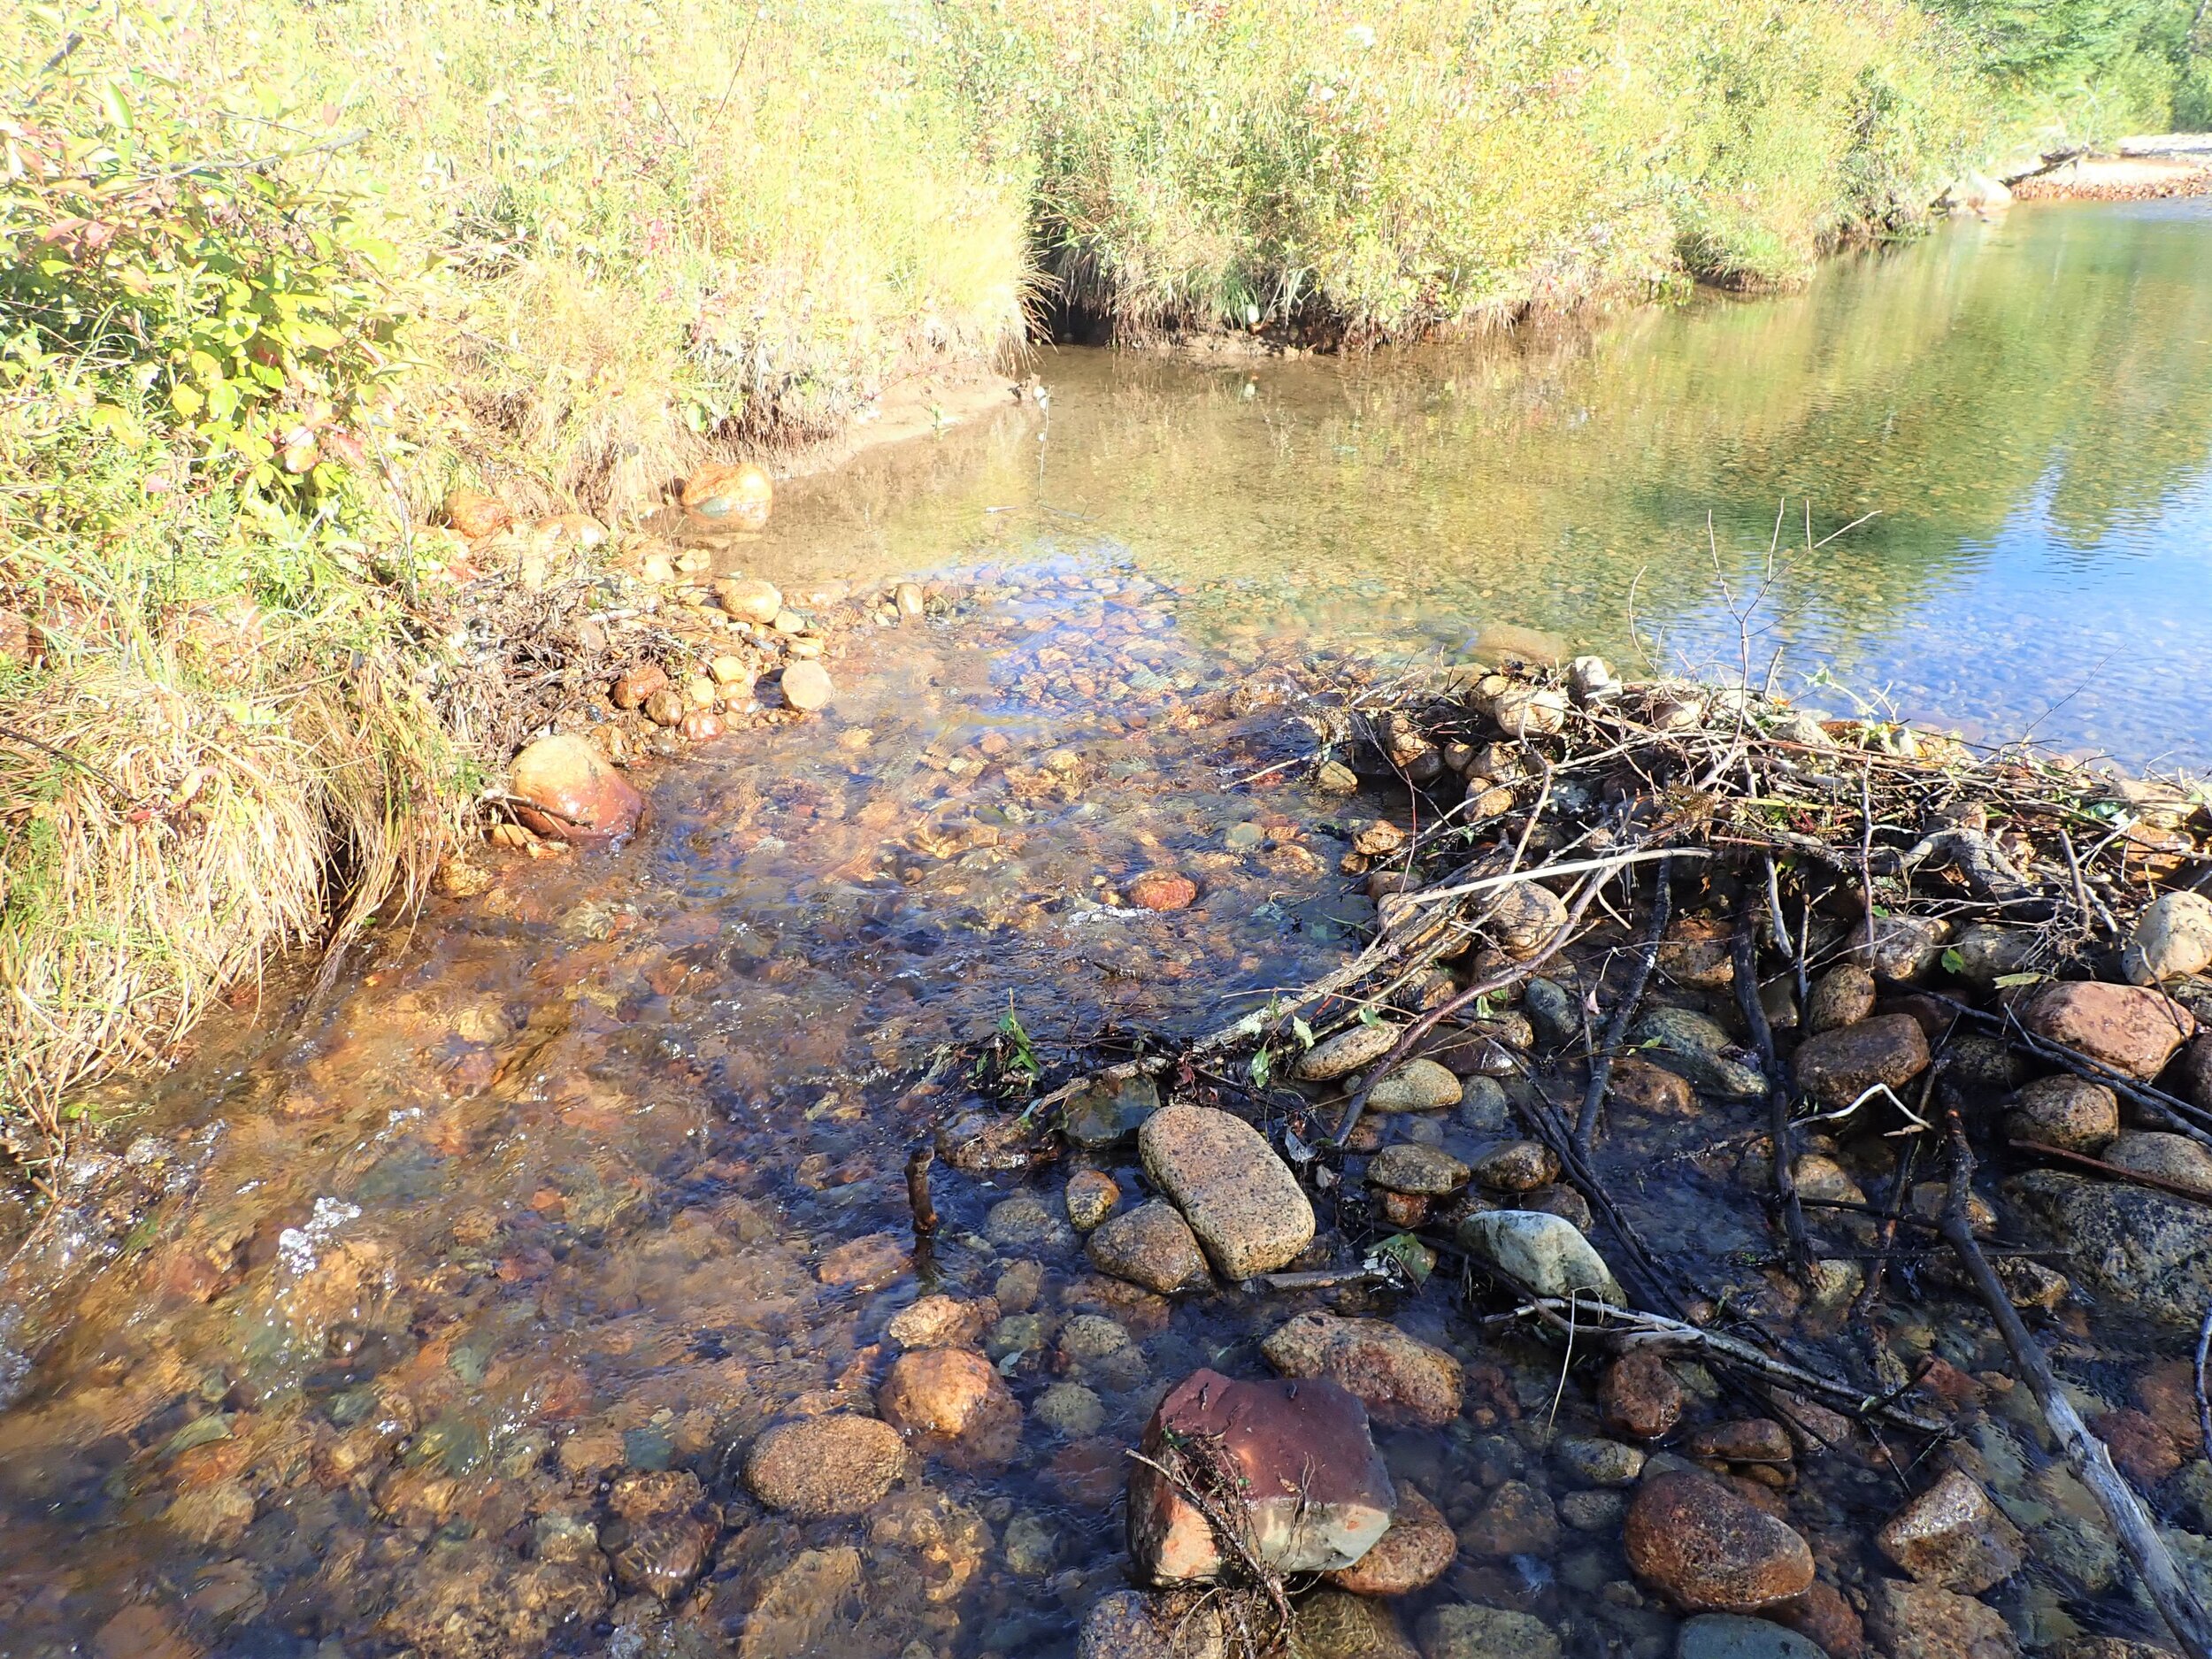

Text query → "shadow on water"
[1,201,2210,1658]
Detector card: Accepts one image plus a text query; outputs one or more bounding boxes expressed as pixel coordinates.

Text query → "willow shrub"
[949,0,1988,331]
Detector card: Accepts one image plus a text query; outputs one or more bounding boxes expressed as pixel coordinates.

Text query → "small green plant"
[2,16,411,503]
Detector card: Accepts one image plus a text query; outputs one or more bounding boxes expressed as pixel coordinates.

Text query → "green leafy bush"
[2,25,410,503]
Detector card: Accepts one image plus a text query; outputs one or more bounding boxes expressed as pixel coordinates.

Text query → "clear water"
[769,196,2212,771]
[2,201,2208,1659]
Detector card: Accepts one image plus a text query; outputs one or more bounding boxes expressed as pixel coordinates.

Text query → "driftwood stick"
[2196,1300,2212,1463]
[1515,1296,1951,1437]
[1574,853,1673,1154]
[1939,1104,2212,1659]
[905,1142,939,1249]
[1735,894,1810,1273]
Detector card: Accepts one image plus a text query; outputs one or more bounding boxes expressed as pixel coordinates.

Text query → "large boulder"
[1126,1370,1394,1584]
[2021,981,2195,1081]
[1260,1313,1463,1429]
[1791,1013,1930,1110]
[508,734,644,843]
[1624,1471,1814,1611]
[683,462,774,528]
[2008,1170,2212,1325]
[1138,1105,1314,1279]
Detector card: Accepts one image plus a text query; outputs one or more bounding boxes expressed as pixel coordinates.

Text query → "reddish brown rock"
[1129,871,1198,912]
[1126,1370,1394,1585]
[1611,1056,1697,1116]
[1326,1485,1456,1595]
[2092,1406,2185,1486]
[680,460,773,527]
[1875,1469,2026,1593]
[2023,981,2196,1081]
[508,733,645,843]
[879,1348,1008,1439]
[1601,1349,1685,1440]
[442,486,511,541]
[611,663,669,709]
[1793,1013,1932,1110]
[1259,1312,1463,1429]
[2133,1357,2206,1455]
[678,710,722,741]
[1774,1579,1868,1658]
[1863,1577,2019,1659]
[1626,1471,1815,1611]
[1690,1419,1794,1465]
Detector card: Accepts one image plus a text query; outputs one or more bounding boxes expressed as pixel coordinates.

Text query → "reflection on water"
[770,197,2212,768]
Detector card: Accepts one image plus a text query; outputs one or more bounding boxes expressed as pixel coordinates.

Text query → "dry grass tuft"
[0,646,452,1164]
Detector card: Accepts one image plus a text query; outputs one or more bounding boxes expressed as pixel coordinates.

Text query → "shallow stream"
[4,200,2211,1659]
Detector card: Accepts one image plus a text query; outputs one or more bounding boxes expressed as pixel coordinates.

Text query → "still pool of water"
[770,196,2212,771]
[2,200,2209,1659]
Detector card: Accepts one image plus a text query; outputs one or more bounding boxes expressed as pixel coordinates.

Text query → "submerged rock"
[1325,1485,1456,1595]
[508,733,644,843]
[1295,1588,1421,1658]
[1601,1350,1685,1440]
[1260,1312,1464,1429]
[1631,1008,1767,1100]
[1139,1104,1313,1278]
[878,1348,1015,1439]
[1625,1471,1814,1611]
[1087,1201,1208,1294]
[1876,1469,2025,1593]
[780,660,833,712]
[1863,1576,2019,1659]
[744,1416,907,1517]
[683,461,773,527]
[1676,1614,1826,1659]
[1125,1370,1394,1584]
[2008,1170,2212,1325]
[1063,1073,1161,1148]
[1075,1591,1224,1659]
[1418,1604,1563,1659]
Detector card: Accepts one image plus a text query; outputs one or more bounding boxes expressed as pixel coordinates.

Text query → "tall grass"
[950,0,1989,333]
